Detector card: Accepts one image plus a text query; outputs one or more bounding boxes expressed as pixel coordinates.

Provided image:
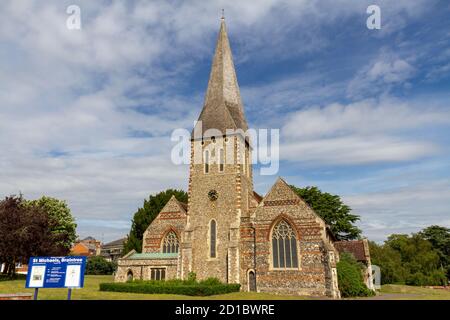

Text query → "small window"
[204,150,210,173]
[210,220,217,258]
[151,268,166,281]
[246,152,250,177]
[219,148,224,172]
[242,148,246,174]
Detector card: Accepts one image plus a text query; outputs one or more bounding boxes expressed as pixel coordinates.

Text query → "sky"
[0,0,449,243]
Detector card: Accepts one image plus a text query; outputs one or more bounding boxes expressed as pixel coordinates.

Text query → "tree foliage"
[337,252,374,297]
[419,225,450,280]
[123,189,188,254]
[290,186,361,240]
[0,195,70,277]
[25,196,77,251]
[369,228,449,286]
[85,256,117,275]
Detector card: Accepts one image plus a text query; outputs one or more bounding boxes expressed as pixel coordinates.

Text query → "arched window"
[242,147,246,174]
[204,150,210,173]
[162,231,179,253]
[210,220,217,258]
[272,220,298,269]
[218,148,224,172]
[127,270,133,282]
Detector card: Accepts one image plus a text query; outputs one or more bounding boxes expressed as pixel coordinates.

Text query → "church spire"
[193,18,248,138]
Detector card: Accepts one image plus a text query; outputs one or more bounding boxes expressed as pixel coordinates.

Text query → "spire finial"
[221,9,225,20]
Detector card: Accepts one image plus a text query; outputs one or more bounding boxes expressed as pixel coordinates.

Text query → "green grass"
[0,275,306,300]
[1,276,449,300]
[377,284,450,300]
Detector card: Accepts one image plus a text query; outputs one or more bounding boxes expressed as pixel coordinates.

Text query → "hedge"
[337,252,375,298]
[0,274,27,281]
[99,278,240,296]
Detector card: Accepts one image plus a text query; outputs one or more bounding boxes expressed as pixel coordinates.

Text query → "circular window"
[208,190,218,201]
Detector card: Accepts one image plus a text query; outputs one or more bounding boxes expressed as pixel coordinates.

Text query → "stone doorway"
[248,270,256,292]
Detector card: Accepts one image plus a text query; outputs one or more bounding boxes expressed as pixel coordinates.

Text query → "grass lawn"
[374,284,450,300]
[0,275,307,300]
[1,276,449,300]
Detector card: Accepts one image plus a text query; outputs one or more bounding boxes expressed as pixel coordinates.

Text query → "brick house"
[115,18,344,298]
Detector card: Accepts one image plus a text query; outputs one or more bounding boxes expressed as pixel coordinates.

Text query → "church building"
[115,18,342,298]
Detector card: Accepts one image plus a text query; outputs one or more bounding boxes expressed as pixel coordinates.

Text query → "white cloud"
[280,97,449,165]
[0,0,441,242]
[347,52,416,98]
[344,180,450,242]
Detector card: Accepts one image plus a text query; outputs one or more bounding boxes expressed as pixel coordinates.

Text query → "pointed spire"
[193,18,248,138]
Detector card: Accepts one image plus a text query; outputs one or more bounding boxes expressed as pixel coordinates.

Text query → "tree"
[25,196,77,252]
[419,225,450,280]
[85,256,116,275]
[337,252,374,297]
[290,186,361,240]
[0,196,68,277]
[369,231,448,286]
[123,189,188,254]
[369,241,407,284]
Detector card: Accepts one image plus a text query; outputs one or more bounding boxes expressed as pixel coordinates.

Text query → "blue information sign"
[25,256,87,289]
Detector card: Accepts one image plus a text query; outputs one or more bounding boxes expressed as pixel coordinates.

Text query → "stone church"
[115,19,345,298]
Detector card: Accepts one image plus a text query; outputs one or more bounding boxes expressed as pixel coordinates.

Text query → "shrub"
[99,276,240,296]
[85,256,117,275]
[406,270,447,286]
[200,277,221,286]
[0,274,27,281]
[337,252,375,297]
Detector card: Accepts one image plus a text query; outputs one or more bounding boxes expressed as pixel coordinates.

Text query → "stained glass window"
[272,220,298,269]
[162,231,179,253]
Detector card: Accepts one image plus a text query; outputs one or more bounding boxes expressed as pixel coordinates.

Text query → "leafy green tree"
[85,256,117,275]
[123,189,188,253]
[337,252,374,297]
[419,225,450,280]
[25,196,77,252]
[369,241,407,284]
[369,231,448,286]
[0,196,68,277]
[290,186,361,240]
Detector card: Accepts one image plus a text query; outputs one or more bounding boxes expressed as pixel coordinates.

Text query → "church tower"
[180,18,253,284]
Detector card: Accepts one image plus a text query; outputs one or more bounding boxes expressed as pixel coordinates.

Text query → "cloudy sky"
[1,0,449,243]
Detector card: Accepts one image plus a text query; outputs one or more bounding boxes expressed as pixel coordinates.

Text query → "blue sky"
[0,0,449,243]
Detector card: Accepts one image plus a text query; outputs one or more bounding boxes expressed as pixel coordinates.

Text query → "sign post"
[25,256,87,300]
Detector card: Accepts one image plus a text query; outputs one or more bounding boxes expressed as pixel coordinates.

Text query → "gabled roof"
[335,240,370,262]
[260,177,330,229]
[192,18,248,139]
[261,177,302,203]
[159,195,187,215]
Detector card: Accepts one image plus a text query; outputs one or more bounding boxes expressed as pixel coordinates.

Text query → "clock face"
[208,189,218,201]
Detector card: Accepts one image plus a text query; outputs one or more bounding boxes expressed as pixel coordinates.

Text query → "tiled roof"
[102,237,126,248]
[126,252,178,260]
[335,240,369,262]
